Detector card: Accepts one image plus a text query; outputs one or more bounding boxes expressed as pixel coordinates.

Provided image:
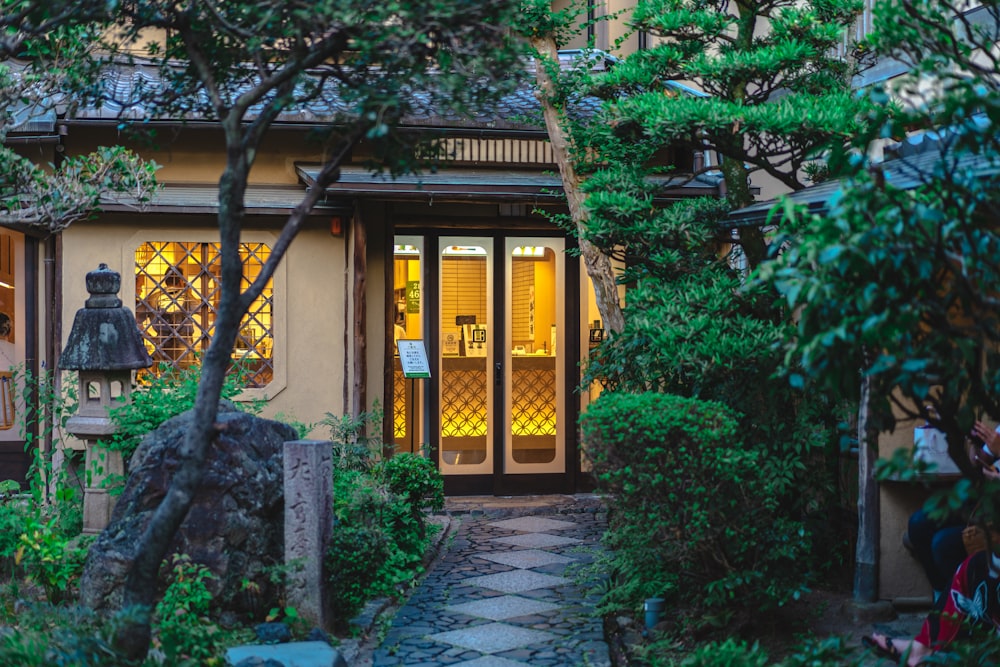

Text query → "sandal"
[862,634,903,661]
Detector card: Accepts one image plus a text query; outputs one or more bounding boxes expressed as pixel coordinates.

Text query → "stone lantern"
[60,263,152,534]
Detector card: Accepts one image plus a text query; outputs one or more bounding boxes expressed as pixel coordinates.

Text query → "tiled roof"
[729,145,1000,226]
[69,53,611,132]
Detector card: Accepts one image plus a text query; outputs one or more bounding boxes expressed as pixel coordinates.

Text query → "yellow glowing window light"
[134,241,274,387]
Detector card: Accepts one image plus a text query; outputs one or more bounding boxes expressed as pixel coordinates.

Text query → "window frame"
[123,230,287,402]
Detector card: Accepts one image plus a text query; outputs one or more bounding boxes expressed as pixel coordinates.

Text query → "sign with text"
[397,340,431,379]
[406,280,420,313]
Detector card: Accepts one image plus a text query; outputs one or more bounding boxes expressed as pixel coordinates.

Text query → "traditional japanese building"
[0,47,722,496]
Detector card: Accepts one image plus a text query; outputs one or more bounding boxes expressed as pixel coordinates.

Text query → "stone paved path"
[370,494,610,667]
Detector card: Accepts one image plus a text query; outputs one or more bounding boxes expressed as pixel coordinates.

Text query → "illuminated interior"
[134,241,274,387]
[391,238,565,474]
[509,245,557,464]
[392,243,423,453]
[439,246,489,466]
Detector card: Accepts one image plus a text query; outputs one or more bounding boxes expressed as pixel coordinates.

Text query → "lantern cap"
[59,264,153,371]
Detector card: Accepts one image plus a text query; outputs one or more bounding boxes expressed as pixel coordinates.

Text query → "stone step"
[226,640,347,667]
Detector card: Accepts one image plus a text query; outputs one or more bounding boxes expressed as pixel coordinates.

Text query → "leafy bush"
[153,554,224,666]
[14,516,92,605]
[324,410,444,629]
[676,639,771,667]
[321,405,386,472]
[581,392,813,632]
[107,361,255,464]
[0,482,30,579]
[655,636,856,667]
[0,603,129,666]
[326,523,392,626]
[379,452,444,515]
[585,271,848,579]
[378,452,444,551]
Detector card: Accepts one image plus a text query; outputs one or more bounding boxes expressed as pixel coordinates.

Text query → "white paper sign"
[397,340,431,379]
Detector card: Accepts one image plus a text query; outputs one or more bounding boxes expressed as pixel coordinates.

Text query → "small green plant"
[14,515,92,605]
[378,452,444,516]
[0,482,30,579]
[13,365,78,507]
[322,404,386,472]
[674,639,771,667]
[154,553,223,665]
[107,360,255,465]
[326,523,391,628]
[0,602,131,666]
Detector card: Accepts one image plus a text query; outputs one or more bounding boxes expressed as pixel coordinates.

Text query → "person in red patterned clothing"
[865,452,1000,665]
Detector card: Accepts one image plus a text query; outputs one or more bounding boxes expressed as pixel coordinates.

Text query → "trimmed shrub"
[581,392,813,629]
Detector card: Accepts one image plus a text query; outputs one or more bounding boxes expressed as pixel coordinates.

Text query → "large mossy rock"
[79,404,297,618]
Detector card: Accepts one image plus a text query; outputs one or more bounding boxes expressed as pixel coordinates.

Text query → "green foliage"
[1,10,160,232]
[12,365,78,502]
[758,0,1000,477]
[0,366,89,606]
[322,406,386,472]
[656,635,858,667]
[153,554,224,666]
[0,488,31,581]
[14,516,92,605]
[581,392,814,632]
[379,452,445,515]
[523,1,855,614]
[920,622,1000,666]
[0,603,132,667]
[778,636,859,667]
[326,522,392,627]
[675,639,772,667]
[325,410,443,629]
[518,0,589,45]
[107,361,253,465]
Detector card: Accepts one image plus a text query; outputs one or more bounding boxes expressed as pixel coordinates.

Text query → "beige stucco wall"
[59,217,350,439]
[63,126,328,186]
[57,117,377,442]
[877,418,936,603]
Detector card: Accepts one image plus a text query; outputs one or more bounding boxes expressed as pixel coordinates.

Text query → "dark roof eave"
[297,164,721,204]
[96,184,351,216]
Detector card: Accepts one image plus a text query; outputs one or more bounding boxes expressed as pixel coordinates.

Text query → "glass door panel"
[438,238,493,475]
[504,238,565,474]
[392,237,423,454]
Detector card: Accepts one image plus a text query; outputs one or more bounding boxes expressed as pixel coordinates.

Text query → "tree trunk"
[113,154,251,661]
[530,35,624,335]
[352,209,367,420]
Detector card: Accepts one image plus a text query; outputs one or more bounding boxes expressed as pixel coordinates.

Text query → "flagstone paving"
[371,494,609,667]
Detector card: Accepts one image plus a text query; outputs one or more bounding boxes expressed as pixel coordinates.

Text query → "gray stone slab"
[475,549,575,569]
[447,594,562,620]
[429,622,557,654]
[465,569,570,593]
[491,533,581,548]
[226,641,346,667]
[453,657,530,667]
[487,517,577,533]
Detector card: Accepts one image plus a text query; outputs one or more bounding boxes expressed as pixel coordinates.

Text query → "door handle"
[495,362,502,386]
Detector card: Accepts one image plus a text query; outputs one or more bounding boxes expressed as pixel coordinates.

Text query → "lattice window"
[440,368,488,437]
[134,241,274,388]
[511,366,556,436]
[393,365,407,440]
